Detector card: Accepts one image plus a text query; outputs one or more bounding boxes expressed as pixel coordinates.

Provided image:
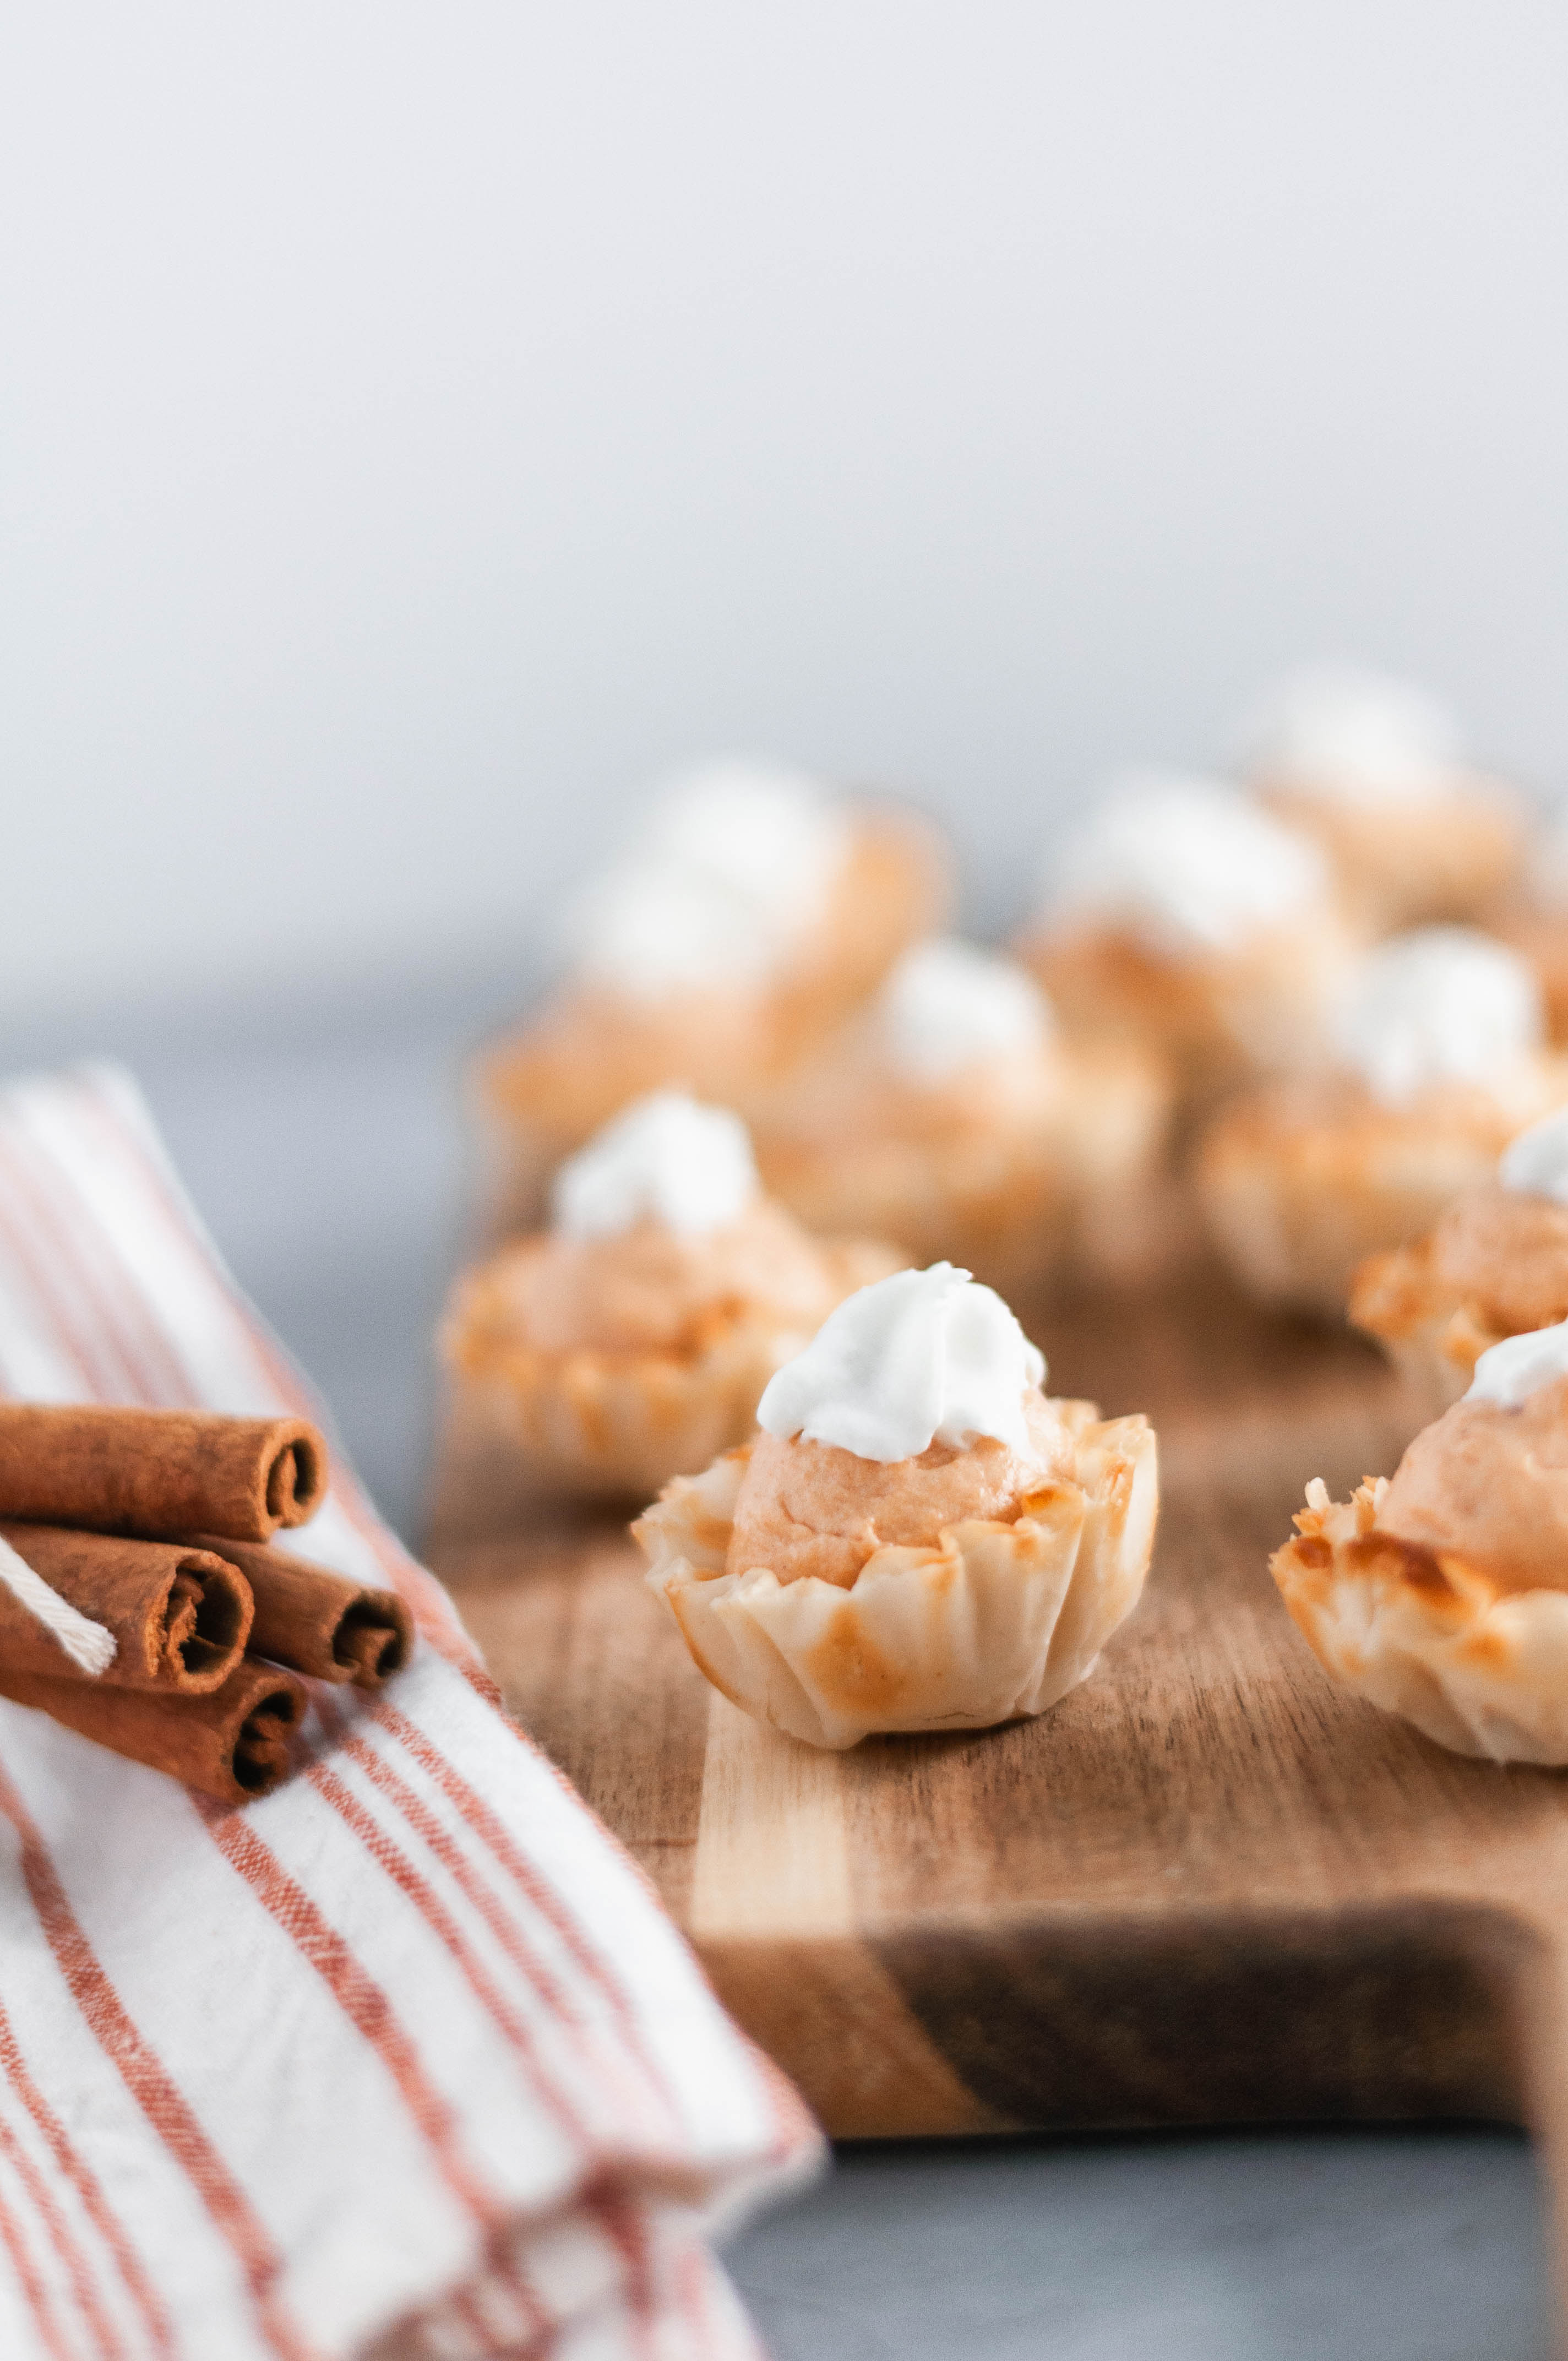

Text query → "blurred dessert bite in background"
[1196,926,1568,1315]
[750,935,1173,1296]
[1018,770,1353,1101]
[1235,663,1528,934]
[473,757,949,1229]
[1492,798,1568,1046]
[458,667,1543,1343]
[442,1089,903,1499]
[1350,1103,1568,1417]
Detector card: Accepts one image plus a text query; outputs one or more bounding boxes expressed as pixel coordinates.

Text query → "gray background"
[4,2,1568,1022]
[727,2129,1548,2360]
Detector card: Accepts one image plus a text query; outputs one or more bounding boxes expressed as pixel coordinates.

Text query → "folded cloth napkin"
[0,1064,821,2360]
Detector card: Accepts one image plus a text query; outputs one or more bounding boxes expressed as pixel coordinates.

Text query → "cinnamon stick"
[187,1537,412,1688]
[0,1657,307,1803]
[0,1406,326,1539]
[0,1525,252,1693]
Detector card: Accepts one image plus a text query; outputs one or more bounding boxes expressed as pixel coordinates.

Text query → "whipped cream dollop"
[551,1091,758,1239]
[1333,927,1542,1106]
[1500,1105,1568,1205]
[757,1261,1045,1462]
[564,863,780,994]
[642,759,852,912]
[1466,1316,1568,1407]
[1235,664,1463,804]
[879,938,1052,1085]
[563,758,851,999]
[1044,772,1327,956]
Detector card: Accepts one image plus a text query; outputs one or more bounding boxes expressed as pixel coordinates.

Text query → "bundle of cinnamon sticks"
[0,1405,412,1805]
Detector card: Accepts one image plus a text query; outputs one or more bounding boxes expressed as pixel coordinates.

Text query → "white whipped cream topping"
[756,1261,1045,1462]
[551,1091,758,1239]
[565,861,781,994]
[1500,1106,1568,1205]
[563,758,851,999]
[1333,927,1542,1106]
[880,938,1052,1085]
[643,759,852,914]
[1466,1316,1568,1407]
[1045,771,1327,956]
[1236,664,1463,804]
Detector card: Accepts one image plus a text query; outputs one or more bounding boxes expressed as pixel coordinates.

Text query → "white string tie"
[0,1533,116,1675]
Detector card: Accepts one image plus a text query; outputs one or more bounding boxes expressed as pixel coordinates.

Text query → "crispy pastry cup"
[1348,1236,1507,1418]
[1196,1064,1568,1317]
[443,1236,903,1501]
[633,1402,1159,1749]
[1273,1478,1568,1764]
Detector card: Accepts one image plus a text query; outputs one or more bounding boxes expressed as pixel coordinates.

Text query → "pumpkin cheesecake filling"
[727,1394,1075,1591]
[1371,1371,1568,1595]
[503,1200,847,1356]
[1423,1187,1568,1341]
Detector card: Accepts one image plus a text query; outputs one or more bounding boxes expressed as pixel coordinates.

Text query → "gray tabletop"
[36,966,1548,2361]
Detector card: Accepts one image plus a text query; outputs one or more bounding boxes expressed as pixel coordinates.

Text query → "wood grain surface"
[425,1253,1568,2291]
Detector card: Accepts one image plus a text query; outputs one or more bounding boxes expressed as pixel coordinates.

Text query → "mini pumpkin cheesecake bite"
[1272,1321,1568,1762]
[1237,664,1527,935]
[1350,1105,1568,1416]
[1197,928,1568,1315]
[633,1262,1158,1749]
[475,758,948,1227]
[1018,772,1353,1101]
[442,1091,903,1500]
[749,936,1174,1295]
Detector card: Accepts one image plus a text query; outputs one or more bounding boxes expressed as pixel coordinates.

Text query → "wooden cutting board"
[424,1254,1568,2274]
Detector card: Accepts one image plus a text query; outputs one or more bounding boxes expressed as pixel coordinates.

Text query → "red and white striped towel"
[0,1063,821,2361]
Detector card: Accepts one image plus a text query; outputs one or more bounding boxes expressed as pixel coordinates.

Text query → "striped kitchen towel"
[0,1063,821,2360]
